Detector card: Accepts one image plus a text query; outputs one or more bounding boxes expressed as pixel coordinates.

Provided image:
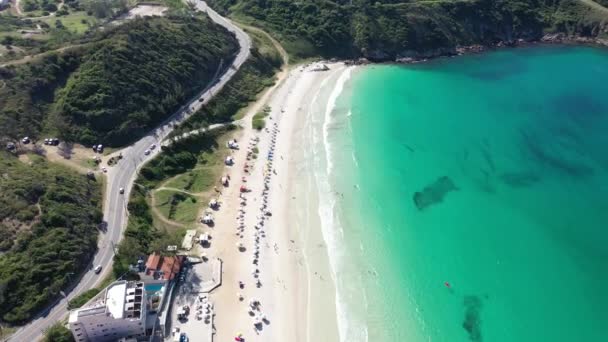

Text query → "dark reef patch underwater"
[463,295,483,342]
[413,176,458,210]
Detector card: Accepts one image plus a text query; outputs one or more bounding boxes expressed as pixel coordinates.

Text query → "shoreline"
[345,35,608,65]
[210,63,345,342]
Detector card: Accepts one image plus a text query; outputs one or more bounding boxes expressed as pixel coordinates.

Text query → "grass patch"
[242,26,282,68]
[67,288,100,310]
[252,105,270,130]
[154,190,199,225]
[0,326,17,340]
[41,12,99,34]
[164,168,216,193]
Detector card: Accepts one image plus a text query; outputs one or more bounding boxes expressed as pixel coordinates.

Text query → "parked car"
[198,97,205,102]
[22,136,30,144]
[150,144,156,150]
[144,149,150,155]
[94,265,102,274]
[119,187,124,194]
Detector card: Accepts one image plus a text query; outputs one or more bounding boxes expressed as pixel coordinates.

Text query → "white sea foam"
[323,67,352,175]
[351,151,359,168]
[309,66,369,342]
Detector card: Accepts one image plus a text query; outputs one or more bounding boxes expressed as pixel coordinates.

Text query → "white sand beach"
[206,63,350,342]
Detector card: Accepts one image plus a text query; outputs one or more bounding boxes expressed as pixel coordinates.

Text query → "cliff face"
[207,0,608,60]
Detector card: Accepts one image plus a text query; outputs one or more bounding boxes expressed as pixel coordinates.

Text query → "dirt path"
[0,43,88,67]
[578,0,608,15]
[238,22,289,66]
[155,186,208,197]
[14,0,23,16]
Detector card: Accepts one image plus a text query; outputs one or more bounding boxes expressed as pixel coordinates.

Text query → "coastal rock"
[413,176,458,210]
[345,57,370,66]
[395,47,458,64]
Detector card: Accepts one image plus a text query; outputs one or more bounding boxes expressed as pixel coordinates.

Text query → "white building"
[68,281,147,342]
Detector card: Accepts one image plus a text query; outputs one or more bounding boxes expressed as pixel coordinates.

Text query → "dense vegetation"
[208,0,608,60]
[0,152,102,323]
[43,323,75,342]
[0,14,239,147]
[56,16,238,145]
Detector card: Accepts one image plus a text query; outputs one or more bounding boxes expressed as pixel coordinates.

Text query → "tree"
[1,36,14,47]
[43,323,75,342]
[22,0,39,12]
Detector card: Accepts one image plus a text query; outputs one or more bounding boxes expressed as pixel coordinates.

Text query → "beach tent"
[202,214,214,224]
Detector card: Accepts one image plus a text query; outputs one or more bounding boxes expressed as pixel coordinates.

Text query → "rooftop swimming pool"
[145,283,164,293]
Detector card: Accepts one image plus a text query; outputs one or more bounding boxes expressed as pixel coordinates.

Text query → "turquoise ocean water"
[317,46,608,342]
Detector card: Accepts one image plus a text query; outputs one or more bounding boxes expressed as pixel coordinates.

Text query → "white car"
[94,265,102,274]
[102,167,107,173]
[119,187,124,194]
[144,149,151,155]
[150,144,156,150]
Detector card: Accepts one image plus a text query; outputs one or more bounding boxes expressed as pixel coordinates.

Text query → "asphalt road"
[6,2,251,341]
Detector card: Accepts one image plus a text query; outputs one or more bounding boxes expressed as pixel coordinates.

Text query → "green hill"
[207,0,608,60]
[0,152,102,323]
[0,14,239,147]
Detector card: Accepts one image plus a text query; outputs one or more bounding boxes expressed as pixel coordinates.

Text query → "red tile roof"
[145,253,184,280]
[160,256,184,280]
[145,253,161,270]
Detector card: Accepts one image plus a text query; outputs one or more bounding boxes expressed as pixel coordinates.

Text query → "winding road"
[5,2,251,341]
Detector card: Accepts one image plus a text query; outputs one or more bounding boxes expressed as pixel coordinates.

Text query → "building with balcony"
[68,281,147,342]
